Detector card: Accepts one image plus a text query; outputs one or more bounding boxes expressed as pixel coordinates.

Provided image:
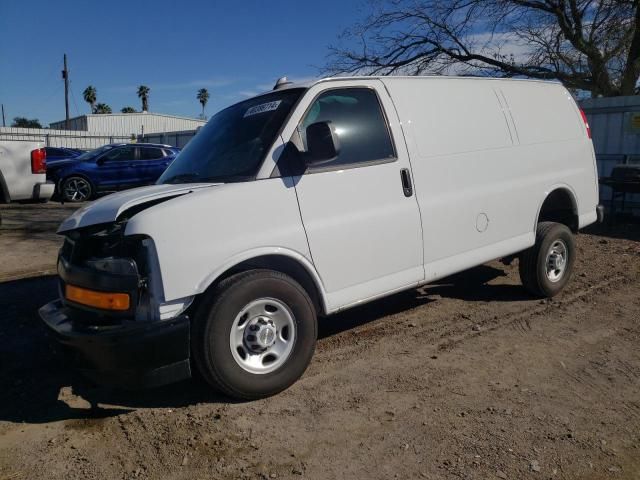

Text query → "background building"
[580,95,640,213]
[49,112,206,135]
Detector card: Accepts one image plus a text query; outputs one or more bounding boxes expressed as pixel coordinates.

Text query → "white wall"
[50,113,206,135]
[0,127,130,149]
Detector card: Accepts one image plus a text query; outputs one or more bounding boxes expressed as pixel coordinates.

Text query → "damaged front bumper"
[39,300,191,389]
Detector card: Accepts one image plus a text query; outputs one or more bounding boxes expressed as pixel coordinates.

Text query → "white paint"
[56,76,600,318]
[381,77,598,282]
[0,140,53,201]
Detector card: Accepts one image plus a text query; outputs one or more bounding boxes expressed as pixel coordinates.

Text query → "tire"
[61,176,93,202]
[192,269,317,400]
[519,221,575,297]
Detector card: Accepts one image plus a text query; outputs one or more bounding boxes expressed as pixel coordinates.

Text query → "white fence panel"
[0,127,131,150]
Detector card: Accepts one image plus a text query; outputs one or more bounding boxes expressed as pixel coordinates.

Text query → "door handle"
[400,168,413,197]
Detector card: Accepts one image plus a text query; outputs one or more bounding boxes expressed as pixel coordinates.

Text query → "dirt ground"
[0,203,639,480]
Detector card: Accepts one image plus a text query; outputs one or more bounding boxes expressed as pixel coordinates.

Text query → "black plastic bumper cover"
[39,300,191,389]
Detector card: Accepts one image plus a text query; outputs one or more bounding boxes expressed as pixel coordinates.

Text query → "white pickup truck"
[0,140,55,205]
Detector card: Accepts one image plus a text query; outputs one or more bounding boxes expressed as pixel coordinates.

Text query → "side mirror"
[95,157,105,165]
[305,121,340,165]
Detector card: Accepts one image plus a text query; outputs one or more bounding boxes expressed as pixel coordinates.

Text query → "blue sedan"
[47,143,180,202]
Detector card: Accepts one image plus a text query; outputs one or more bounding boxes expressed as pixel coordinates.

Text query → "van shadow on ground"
[0,264,523,425]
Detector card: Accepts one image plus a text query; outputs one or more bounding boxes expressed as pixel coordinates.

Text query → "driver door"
[288,81,424,310]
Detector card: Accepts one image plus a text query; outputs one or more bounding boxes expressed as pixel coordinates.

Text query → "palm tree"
[94,103,112,114]
[137,85,150,112]
[197,88,210,119]
[121,106,136,113]
[83,86,97,113]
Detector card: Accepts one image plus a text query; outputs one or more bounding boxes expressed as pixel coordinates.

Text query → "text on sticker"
[244,100,282,118]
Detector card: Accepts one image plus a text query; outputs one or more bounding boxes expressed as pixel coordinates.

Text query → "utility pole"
[1,104,5,127]
[62,54,70,129]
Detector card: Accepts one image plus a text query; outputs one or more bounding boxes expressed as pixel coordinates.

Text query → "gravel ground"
[0,203,639,480]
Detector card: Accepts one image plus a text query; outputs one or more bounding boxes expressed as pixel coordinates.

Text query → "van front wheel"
[519,222,575,298]
[192,269,317,400]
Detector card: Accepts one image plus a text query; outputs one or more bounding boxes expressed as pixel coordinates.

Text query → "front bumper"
[39,300,191,389]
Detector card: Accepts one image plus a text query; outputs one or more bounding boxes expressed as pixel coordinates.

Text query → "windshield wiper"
[162,173,254,185]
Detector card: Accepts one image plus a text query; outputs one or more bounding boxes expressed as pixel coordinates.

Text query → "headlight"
[85,257,138,276]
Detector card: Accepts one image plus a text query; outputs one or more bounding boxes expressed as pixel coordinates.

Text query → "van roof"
[259,75,566,101]
[276,75,562,92]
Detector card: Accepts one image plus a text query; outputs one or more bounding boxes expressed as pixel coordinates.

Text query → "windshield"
[159,88,305,184]
[76,144,115,160]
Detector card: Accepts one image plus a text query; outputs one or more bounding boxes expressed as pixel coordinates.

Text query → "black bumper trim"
[39,300,191,389]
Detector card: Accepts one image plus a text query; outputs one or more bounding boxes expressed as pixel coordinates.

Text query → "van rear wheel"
[192,269,317,400]
[519,221,575,297]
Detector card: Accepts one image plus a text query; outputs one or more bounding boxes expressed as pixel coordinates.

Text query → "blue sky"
[0,0,366,126]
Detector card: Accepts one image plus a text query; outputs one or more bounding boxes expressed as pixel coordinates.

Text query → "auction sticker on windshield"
[244,100,282,118]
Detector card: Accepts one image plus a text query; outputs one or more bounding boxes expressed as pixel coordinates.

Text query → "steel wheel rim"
[545,239,568,283]
[63,178,90,202]
[229,298,296,374]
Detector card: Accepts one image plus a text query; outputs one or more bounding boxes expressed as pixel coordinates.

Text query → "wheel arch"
[534,185,579,233]
[195,249,329,315]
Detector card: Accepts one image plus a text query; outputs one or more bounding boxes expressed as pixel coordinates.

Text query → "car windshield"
[159,88,305,184]
[76,144,115,160]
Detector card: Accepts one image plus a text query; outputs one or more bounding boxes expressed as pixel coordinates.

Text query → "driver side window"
[299,88,396,170]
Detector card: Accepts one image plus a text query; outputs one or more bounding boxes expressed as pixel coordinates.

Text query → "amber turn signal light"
[65,284,130,311]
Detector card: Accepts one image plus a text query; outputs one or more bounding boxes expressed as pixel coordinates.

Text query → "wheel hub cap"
[545,240,568,283]
[245,318,277,350]
[230,298,296,374]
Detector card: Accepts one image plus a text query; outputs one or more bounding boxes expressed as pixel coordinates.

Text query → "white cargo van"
[40,76,603,399]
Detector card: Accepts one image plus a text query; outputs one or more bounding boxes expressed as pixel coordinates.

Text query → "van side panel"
[498,81,599,227]
[383,77,597,283]
[382,78,532,281]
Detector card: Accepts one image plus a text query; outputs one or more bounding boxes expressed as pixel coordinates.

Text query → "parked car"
[47,143,180,202]
[0,140,54,205]
[44,146,82,166]
[40,76,603,400]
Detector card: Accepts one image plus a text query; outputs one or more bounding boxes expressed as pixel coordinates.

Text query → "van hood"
[58,183,218,233]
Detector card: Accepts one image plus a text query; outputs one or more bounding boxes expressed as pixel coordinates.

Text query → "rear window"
[140,147,165,160]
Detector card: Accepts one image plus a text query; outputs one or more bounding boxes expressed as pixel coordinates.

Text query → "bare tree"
[327,0,640,97]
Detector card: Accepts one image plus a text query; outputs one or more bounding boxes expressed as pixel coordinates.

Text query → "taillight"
[579,108,591,139]
[31,148,47,174]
